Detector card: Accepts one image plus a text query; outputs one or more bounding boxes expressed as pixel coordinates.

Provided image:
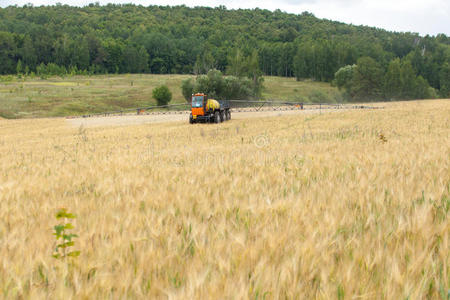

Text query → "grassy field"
[0,74,341,118]
[0,100,448,298]
[263,76,340,102]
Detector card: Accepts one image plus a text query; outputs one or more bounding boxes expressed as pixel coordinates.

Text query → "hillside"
[0,74,341,118]
[0,4,448,99]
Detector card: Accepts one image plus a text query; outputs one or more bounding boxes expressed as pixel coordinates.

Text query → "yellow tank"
[206,99,220,111]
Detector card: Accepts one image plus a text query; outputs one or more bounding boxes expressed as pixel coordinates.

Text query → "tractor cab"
[191,93,207,117]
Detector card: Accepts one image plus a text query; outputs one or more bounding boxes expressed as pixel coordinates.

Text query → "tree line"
[334,57,442,101]
[0,4,449,99]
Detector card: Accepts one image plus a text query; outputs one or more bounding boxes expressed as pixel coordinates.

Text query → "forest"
[0,4,449,100]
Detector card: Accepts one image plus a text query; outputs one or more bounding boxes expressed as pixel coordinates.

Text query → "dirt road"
[66,107,348,127]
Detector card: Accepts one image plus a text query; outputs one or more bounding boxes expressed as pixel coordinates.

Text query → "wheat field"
[0,100,448,299]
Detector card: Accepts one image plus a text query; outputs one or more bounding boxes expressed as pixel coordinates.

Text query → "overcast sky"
[1,0,449,36]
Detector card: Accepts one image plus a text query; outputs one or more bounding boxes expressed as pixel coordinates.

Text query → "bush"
[222,76,252,100]
[152,85,172,106]
[0,109,16,119]
[184,69,255,100]
[308,90,329,103]
[181,78,194,102]
[0,75,15,82]
[414,76,435,99]
[36,63,68,78]
[334,65,355,88]
[194,69,225,99]
[427,87,438,99]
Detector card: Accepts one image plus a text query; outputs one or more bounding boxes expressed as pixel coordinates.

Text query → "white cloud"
[0,0,448,35]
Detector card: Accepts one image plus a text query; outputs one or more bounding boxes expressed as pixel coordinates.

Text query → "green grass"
[262,76,342,102]
[0,74,341,118]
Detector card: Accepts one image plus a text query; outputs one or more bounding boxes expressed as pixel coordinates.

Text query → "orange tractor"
[189,93,231,124]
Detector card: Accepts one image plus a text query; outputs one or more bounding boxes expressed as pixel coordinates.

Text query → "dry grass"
[0,100,448,299]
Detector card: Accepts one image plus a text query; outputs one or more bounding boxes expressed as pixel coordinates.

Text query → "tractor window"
[192,96,204,108]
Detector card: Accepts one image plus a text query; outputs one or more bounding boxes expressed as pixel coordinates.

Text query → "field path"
[67,108,346,127]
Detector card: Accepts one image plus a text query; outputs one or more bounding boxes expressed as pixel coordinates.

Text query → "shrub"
[0,109,16,119]
[36,63,68,78]
[308,90,329,103]
[184,69,255,100]
[52,208,80,259]
[222,76,252,100]
[181,78,194,102]
[0,75,15,82]
[152,85,172,106]
[334,65,355,100]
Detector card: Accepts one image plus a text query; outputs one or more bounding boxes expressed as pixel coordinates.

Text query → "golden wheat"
[0,100,448,299]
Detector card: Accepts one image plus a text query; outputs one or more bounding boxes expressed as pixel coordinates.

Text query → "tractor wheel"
[189,114,194,124]
[227,110,231,120]
[214,111,220,123]
[220,111,225,122]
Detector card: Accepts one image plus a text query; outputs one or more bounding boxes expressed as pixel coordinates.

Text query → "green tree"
[186,69,254,100]
[0,31,17,74]
[313,40,337,82]
[86,33,106,71]
[414,75,432,99]
[152,85,172,106]
[226,49,246,77]
[16,59,23,75]
[293,43,310,80]
[439,62,450,98]
[400,60,417,99]
[334,64,355,99]
[103,39,124,73]
[54,36,70,67]
[246,49,264,98]
[74,37,90,71]
[351,57,384,101]
[223,76,252,100]
[260,43,276,76]
[136,46,149,73]
[194,69,225,99]
[194,51,216,75]
[123,44,148,73]
[277,43,295,77]
[181,78,194,102]
[383,58,402,100]
[151,57,167,74]
[383,58,434,100]
[21,35,37,71]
